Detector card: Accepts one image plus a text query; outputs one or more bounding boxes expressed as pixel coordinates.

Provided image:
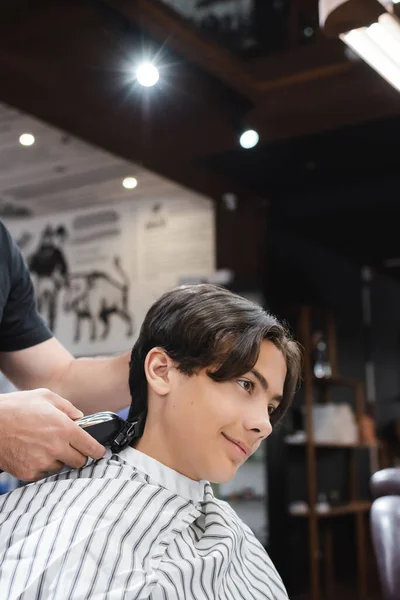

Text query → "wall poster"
[6,195,215,357]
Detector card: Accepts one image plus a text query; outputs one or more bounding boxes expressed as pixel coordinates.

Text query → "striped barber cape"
[0,447,289,600]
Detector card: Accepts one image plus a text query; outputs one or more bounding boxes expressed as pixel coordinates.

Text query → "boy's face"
[142,340,286,483]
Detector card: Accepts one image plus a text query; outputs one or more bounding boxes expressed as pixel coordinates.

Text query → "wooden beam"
[102,0,351,97]
[248,38,348,81]
[0,1,93,42]
[249,62,400,144]
[102,0,260,102]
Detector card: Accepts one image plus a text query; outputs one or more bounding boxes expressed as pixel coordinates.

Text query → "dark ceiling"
[1,0,400,274]
[208,116,400,196]
[207,114,400,263]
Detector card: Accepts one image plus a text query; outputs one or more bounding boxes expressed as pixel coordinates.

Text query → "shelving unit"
[286,305,377,600]
[290,501,371,518]
[286,441,374,448]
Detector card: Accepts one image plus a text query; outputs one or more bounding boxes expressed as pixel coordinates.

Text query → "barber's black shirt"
[0,221,52,352]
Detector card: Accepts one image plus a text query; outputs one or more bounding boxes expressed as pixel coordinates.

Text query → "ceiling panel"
[0,101,205,218]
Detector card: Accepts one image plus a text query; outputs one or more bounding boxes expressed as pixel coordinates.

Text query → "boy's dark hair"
[128,284,301,426]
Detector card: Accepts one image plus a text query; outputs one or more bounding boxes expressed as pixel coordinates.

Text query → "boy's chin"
[208,468,239,485]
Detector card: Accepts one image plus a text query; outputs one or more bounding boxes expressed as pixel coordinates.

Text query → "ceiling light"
[135,62,159,87]
[341,12,400,92]
[319,0,400,92]
[239,129,259,149]
[122,177,138,189]
[19,133,35,146]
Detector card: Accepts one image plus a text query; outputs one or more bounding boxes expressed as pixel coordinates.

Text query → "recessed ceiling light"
[136,62,160,87]
[239,129,259,149]
[122,177,138,189]
[19,133,35,146]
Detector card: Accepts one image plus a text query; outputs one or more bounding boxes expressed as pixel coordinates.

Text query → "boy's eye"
[268,405,276,417]
[237,379,254,393]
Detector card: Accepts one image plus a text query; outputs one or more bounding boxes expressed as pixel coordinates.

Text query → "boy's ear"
[144,348,174,396]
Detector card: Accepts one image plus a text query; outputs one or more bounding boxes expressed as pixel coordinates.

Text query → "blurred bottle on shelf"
[312,330,332,378]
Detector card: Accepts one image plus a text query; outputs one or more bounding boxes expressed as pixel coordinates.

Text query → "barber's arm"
[0,336,131,415]
[0,222,131,480]
[0,220,132,415]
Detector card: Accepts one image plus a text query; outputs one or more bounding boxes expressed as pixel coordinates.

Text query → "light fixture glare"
[19,133,35,146]
[239,129,259,149]
[340,11,400,92]
[122,177,138,189]
[135,62,159,87]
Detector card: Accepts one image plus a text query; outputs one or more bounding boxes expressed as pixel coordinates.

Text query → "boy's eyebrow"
[250,368,268,390]
[250,369,283,403]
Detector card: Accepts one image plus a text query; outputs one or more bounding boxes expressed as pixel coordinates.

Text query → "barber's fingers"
[42,390,84,421]
[38,390,105,460]
[68,421,106,461]
[38,460,66,479]
[58,446,89,470]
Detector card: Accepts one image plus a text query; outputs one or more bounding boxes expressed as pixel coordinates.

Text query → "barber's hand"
[0,389,105,481]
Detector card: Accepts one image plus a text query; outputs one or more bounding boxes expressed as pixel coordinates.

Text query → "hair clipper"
[0,412,143,476]
[76,411,145,453]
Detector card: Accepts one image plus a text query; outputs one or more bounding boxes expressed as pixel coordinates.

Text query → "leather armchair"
[370,468,400,500]
[370,496,400,600]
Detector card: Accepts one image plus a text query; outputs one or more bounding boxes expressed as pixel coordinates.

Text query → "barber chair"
[370,468,400,500]
[370,496,400,600]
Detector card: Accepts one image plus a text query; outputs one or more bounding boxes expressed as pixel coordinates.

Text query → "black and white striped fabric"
[0,447,288,599]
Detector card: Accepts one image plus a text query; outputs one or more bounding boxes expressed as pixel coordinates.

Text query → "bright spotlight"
[19,133,35,146]
[122,177,138,189]
[136,62,159,87]
[239,129,259,149]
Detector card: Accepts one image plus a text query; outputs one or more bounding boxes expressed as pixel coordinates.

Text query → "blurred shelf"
[285,440,376,449]
[313,375,361,388]
[289,501,371,518]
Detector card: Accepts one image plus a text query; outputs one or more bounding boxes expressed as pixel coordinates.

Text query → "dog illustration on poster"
[63,257,134,343]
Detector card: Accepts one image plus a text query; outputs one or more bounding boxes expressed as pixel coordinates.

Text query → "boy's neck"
[133,425,200,482]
